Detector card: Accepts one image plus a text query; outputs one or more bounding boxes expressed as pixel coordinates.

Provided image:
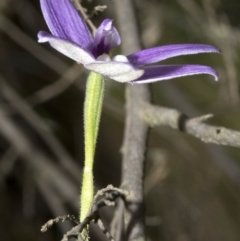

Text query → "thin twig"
[56,185,128,241]
[79,185,128,234]
[96,218,114,241]
[88,5,107,18]
[41,215,79,232]
[71,0,96,34]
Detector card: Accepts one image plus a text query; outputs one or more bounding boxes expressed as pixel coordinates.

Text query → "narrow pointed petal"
[133,65,218,84]
[92,19,121,57]
[127,44,220,66]
[38,31,95,64]
[84,61,144,82]
[40,0,93,50]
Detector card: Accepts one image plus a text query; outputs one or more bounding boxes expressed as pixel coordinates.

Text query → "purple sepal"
[133,65,219,83]
[40,0,93,50]
[92,19,121,57]
[127,44,220,66]
[38,31,95,64]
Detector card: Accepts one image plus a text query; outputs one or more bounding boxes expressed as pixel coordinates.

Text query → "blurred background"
[0,0,240,240]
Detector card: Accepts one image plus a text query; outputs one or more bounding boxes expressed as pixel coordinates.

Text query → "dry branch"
[112,1,150,241]
[141,103,240,148]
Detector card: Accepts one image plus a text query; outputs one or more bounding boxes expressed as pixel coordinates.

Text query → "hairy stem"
[80,72,104,222]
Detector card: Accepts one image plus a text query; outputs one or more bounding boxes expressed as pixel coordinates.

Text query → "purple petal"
[84,61,144,82]
[92,19,121,57]
[38,31,95,64]
[133,65,218,84]
[40,0,93,50]
[127,44,220,66]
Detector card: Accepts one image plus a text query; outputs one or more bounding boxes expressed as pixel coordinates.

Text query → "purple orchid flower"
[38,0,220,83]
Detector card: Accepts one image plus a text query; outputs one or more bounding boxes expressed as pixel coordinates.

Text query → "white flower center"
[112,55,129,62]
[97,54,129,63]
[97,54,111,61]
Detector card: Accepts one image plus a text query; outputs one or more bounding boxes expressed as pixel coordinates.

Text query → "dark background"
[0,0,240,240]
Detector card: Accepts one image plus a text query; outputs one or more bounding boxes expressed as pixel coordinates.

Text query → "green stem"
[80,71,104,222]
